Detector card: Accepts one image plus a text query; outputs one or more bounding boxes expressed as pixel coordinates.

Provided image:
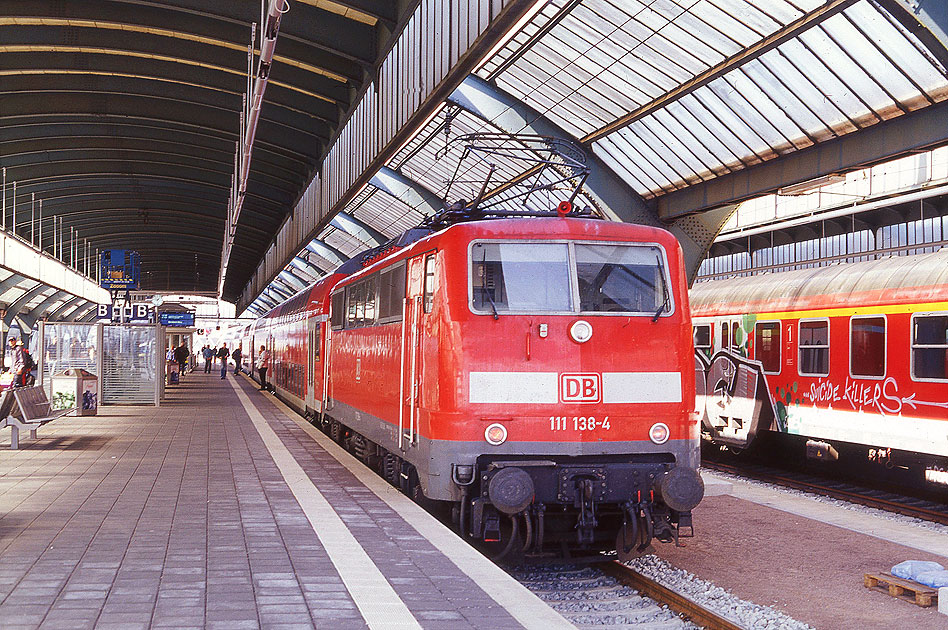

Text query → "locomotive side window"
[755,321,781,373]
[378,264,406,322]
[912,314,948,381]
[423,254,436,314]
[348,282,365,327]
[798,319,829,377]
[851,316,886,378]
[330,291,345,329]
[693,324,711,358]
[575,244,669,314]
[471,242,572,313]
[363,275,379,325]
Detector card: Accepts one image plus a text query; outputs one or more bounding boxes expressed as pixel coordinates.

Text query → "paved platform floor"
[0,371,570,630]
[656,475,948,629]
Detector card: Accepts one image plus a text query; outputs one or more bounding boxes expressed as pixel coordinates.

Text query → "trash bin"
[167,361,179,385]
[51,369,99,416]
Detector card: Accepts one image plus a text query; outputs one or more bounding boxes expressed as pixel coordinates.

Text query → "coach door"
[400,253,434,449]
[306,316,320,412]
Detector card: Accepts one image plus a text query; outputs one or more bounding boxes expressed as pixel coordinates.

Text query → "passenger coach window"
[472,242,572,313]
[693,325,711,358]
[912,314,948,381]
[575,244,669,314]
[851,316,885,378]
[755,322,781,373]
[720,323,730,350]
[799,320,829,376]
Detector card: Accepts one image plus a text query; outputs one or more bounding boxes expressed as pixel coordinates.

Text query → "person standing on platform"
[202,345,214,373]
[232,346,242,375]
[217,343,230,380]
[8,337,32,387]
[173,342,190,380]
[256,345,271,392]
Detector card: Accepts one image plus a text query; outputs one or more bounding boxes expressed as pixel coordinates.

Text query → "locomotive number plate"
[549,416,611,431]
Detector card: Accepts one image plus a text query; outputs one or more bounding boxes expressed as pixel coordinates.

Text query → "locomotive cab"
[427,218,703,557]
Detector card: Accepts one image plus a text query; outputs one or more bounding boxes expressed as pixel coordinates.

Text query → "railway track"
[703,460,948,526]
[510,561,744,630]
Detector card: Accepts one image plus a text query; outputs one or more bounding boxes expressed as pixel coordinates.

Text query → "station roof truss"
[0,0,412,296]
[3,1,942,314]
[244,0,948,316]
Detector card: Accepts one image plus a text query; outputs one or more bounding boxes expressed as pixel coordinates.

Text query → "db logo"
[559,373,601,403]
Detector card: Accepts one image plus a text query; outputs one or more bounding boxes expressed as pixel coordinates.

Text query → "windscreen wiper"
[479,250,500,320]
[652,253,670,322]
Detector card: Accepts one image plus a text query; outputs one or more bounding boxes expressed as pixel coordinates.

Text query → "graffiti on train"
[806,376,948,415]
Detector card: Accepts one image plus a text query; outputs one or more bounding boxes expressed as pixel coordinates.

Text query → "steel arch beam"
[47,296,83,321]
[447,74,726,282]
[305,240,348,267]
[880,0,948,69]
[256,294,278,309]
[369,166,443,216]
[657,100,948,220]
[68,303,97,322]
[291,256,325,279]
[0,273,27,296]
[3,284,50,326]
[276,273,306,292]
[266,285,292,301]
[331,211,387,247]
[20,290,69,329]
[280,269,312,290]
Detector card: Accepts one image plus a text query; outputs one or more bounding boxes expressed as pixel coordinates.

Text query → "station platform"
[660,473,948,630]
[0,372,573,630]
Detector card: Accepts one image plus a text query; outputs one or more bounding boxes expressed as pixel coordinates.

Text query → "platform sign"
[100,249,141,291]
[97,303,154,323]
[159,312,195,327]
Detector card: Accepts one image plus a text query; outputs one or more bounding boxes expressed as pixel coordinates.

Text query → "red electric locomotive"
[692,248,948,491]
[248,210,704,557]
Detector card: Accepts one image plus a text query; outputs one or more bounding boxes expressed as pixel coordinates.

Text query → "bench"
[1,385,74,449]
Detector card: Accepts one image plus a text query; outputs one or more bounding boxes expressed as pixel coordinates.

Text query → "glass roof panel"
[320,227,370,259]
[477,0,948,199]
[351,189,426,237]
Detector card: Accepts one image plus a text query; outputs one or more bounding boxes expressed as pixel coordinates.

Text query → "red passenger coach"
[248,213,704,557]
[692,249,948,491]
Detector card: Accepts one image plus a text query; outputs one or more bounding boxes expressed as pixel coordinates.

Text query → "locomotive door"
[399,252,433,450]
[307,317,320,411]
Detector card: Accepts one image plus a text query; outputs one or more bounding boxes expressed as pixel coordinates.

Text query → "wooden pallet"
[864,572,938,607]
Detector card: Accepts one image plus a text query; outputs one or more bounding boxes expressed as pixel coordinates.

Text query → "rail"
[598,561,745,630]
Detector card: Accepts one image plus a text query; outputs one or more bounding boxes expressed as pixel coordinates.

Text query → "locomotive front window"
[575,244,668,314]
[912,314,948,381]
[471,242,572,313]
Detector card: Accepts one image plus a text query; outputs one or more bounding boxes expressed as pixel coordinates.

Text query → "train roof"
[690,247,948,316]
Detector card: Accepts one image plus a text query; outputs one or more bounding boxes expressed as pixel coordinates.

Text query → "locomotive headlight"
[569,320,593,344]
[485,423,507,446]
[649,422,670,445]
